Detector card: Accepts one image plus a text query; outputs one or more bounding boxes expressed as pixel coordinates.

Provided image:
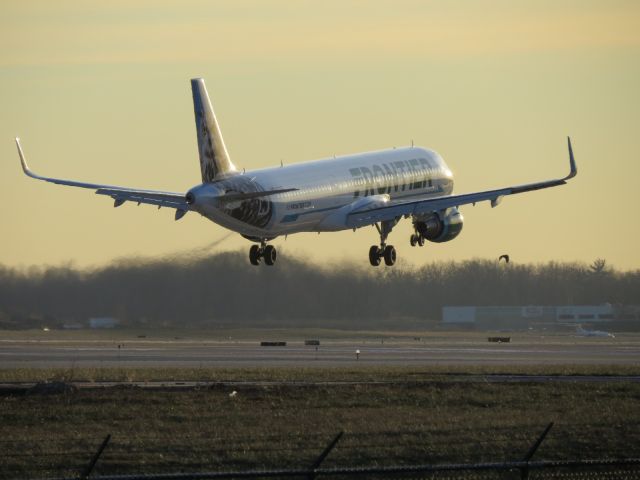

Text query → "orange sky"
[1,1,639,270]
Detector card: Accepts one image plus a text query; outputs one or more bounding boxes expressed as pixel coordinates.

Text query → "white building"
[89,317,119,329]
[555,304,615,322]
[442,304,620,329]
[442,307,476,324]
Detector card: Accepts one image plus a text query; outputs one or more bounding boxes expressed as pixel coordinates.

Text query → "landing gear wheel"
[410,234,418,247]
[371,219,400,266]
[369,245,381,266]
[417,235,425,247]
[383,245,396,266]
[264,245,277,266]
[249,245,261,265]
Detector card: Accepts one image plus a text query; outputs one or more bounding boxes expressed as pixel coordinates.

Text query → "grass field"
[1,363,640,383]
[1,327,438,341]
[4,326,634,342]
[2,366,639,479]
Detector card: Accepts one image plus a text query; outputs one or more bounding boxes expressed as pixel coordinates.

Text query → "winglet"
[565,136,577,180]
[15,137,42,180]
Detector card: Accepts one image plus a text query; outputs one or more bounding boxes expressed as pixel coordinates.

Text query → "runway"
[1,335,639,368]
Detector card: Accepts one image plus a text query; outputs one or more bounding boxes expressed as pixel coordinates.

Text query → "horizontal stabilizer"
[219,188,298,203]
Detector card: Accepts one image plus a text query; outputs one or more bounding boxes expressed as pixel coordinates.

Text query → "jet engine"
[414,207,463,243]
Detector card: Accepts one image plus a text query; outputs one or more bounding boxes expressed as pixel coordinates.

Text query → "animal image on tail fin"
[191,78,236,182]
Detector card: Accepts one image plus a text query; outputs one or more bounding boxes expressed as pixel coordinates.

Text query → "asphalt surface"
[1,337,639,368]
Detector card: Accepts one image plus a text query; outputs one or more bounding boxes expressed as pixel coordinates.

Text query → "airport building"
[441,304,639,330]
[88,317,119,329]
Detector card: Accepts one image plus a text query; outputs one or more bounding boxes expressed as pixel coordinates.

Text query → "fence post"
[308,431,343,479]
[520,422,553,479]
[80,434,111,480]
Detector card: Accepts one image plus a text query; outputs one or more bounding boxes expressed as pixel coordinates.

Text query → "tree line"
[0,253,638,329]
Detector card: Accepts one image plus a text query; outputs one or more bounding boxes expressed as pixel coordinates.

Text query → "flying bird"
[499,254,510,263]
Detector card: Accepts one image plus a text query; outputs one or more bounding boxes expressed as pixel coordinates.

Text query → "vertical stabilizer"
[191,78,236,182]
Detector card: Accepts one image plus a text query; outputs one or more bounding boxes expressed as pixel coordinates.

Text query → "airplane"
[15,78,577,267]
[576,326,615,338]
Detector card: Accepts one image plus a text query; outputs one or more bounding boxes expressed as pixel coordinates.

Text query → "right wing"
[347,137,578,228]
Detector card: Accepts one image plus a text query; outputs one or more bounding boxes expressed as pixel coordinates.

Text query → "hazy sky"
[1,1,639,270]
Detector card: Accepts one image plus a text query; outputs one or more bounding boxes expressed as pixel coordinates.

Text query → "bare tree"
[590,258,608,274]
[1,253,638,329]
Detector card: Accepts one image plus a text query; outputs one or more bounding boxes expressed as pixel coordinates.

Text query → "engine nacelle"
[415,208,463,243]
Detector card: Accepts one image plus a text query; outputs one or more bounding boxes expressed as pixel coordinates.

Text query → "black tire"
[418,235,425,247]
[264,245,277,266]
[383,245,396,266]
[369,245,381,266]
[410,234,417,247]
[249,245,261,265]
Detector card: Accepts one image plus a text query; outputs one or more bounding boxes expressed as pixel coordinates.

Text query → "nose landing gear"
[249,240,277,266]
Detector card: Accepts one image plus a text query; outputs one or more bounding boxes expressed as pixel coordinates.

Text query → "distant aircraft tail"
[191,78,236,182]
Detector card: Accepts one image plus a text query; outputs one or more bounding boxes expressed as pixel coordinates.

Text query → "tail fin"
[191,78,236,182]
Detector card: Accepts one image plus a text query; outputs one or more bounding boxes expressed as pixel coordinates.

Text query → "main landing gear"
[369,244,396,266]
[409,231,425,247]
[369,219,399,267]
[249,240,277,266]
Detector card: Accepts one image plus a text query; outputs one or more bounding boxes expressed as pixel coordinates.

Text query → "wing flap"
[96,189,188,209]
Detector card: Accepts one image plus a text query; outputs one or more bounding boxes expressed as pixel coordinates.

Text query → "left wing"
[16,138,191,219]
[16,138,298,220]
[347,137,578,228]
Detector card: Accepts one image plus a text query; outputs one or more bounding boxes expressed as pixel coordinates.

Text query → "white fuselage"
[188,147,454,238]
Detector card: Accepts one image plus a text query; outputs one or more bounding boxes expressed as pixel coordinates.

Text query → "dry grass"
[1,367,639,478]
[1,364,640,383]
